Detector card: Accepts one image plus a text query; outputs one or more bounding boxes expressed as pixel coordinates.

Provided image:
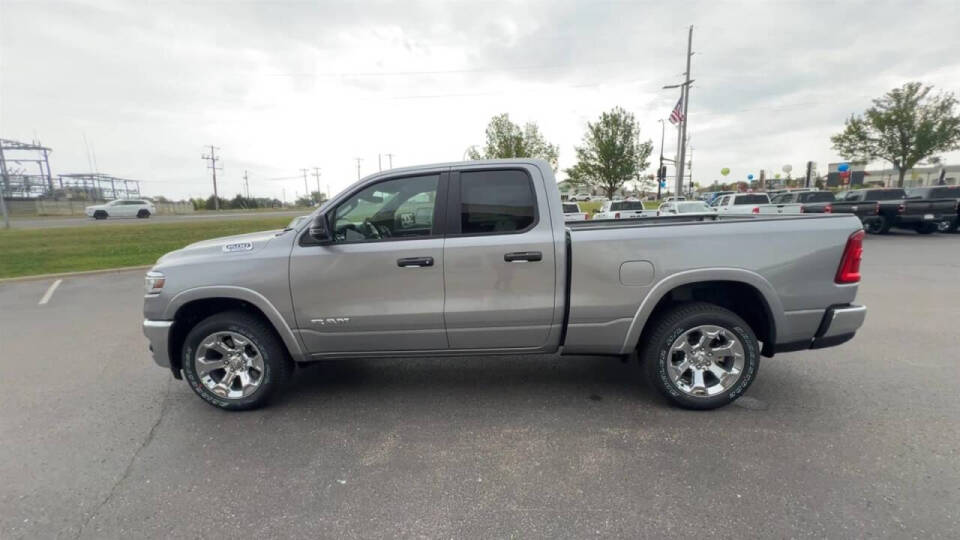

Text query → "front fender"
[164,286,306,362]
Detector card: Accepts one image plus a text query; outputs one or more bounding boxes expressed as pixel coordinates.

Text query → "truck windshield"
[610,201,645,211]
[563,203,580,213]
[863,189,906,201]
[734,194,769,204]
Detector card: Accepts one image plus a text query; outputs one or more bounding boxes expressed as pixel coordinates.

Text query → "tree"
[565,107,653,199]
[468,113,559,170]
[831,82,960,187]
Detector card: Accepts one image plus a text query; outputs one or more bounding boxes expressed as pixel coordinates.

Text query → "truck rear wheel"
[641,302,760,410]
[181,311,292,411]
[864,217,885,235]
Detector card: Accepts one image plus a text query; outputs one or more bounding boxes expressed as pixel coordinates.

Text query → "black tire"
[182,311,292,411]
[916,222,938,235]
[948,218,960,233]
[863,216,885,235]
[93,210,108,220]
[137,209,151,219]
[641,302,760,410]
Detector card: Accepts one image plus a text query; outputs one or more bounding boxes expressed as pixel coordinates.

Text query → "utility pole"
[300,168,310,203]
[312,167,322,201]
[201,145,222,210]
[386,153,393,169]
[355,158,363,180]
[0,146,9,229]
[378,154,382,172]
[243,170,250,199]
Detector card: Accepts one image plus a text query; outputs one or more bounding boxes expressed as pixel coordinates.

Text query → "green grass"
[0,217,293,279]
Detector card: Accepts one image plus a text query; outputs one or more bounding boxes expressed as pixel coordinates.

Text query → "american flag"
[668,97,684,125]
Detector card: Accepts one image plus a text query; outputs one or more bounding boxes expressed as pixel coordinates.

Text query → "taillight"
[585,213,591,220]
[614,212,621,219]
[824,204,832,213]
[800,205,806,213]
[751,206,760,214]
[835,230,864,284]
[897,203,905,213]
[874,202,880,215]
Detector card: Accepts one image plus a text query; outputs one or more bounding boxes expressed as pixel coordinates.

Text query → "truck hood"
[156,229,284,265]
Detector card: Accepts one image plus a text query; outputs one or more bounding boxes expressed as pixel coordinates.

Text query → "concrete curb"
[0,265,152,284]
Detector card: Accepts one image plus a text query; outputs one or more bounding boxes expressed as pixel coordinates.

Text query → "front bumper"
[143,319,174,368]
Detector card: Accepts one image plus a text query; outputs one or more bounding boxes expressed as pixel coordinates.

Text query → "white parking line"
[38,279,63,305]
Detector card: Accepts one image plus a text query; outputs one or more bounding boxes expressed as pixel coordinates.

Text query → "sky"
[2,0,960,201]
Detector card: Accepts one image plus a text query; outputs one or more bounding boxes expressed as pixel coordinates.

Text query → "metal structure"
[57,173,142,200]
[0,138,54,198]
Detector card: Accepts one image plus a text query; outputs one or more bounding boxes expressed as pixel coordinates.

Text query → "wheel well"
[167,298,288,378]
[636,281,777,357]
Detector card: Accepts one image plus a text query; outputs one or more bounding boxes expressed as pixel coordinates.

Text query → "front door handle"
[397,256,434,268]
[504,251,542,263]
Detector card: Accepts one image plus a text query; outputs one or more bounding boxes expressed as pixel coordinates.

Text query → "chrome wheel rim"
[195,331,265,399]
[667,325,745,398]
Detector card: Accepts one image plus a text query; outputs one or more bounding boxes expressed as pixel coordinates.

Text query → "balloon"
[720,167,730,176]
[747,174,754,180]
[837,163,849,172]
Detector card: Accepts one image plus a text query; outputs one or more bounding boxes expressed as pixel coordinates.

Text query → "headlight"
[145,271,165,294]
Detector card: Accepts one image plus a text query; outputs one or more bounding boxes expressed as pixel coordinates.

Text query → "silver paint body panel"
[143,159,865,367]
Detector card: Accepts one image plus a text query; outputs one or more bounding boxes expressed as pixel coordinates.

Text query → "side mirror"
[309,213,332,244]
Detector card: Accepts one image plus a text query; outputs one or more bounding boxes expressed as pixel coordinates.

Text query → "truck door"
[289,171,449,354]
[442,166,557,349]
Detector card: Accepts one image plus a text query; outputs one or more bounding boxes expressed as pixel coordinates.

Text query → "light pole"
[657,119,666,200]
[663,25,694,200]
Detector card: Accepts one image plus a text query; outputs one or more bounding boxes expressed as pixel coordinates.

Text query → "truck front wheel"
[181,311,292,411]
[641,302,760,410]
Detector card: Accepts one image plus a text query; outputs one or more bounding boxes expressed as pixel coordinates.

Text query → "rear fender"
[620,268,785,354]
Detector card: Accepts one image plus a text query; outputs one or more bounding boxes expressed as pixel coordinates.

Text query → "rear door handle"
[397,256,434,268]
[504,251,542,263]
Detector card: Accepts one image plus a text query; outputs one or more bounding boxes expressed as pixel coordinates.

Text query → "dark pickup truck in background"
[906,186,960,233]
[785,191,881,224]
[837,188,954,234]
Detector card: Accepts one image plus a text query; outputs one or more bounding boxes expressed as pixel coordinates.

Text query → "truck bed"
[562,213,862,355]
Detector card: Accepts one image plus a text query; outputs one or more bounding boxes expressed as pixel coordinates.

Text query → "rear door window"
[734,194,769,205]
[799,192,835,203]
[458,170,536,235]
[863,189,906,201]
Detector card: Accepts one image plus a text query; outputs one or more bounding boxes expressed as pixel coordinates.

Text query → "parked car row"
[564,186,960,235]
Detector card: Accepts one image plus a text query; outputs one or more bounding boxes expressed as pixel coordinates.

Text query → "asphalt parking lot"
[1,232,958,538]
[8,209,305,230]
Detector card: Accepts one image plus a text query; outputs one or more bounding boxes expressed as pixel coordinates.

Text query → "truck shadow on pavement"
[276,355,663,411]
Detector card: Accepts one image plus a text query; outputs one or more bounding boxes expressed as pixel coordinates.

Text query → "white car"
[658,200,716,216]
[562,202,589,221]
[569,193,592,202]
[594,200,652,220]
[711,193,772,214]
[85,199,156,219]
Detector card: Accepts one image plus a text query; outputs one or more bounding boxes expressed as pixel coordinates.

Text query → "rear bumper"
[143,319,174,368]
[895,214,949,225]
[774,304,866,354]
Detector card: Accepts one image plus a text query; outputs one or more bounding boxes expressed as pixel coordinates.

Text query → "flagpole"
[676,25,693,200]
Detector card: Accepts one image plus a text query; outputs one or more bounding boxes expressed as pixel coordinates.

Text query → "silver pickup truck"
[143,159,867,411]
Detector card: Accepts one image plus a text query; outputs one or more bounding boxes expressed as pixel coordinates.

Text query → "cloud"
[2,0,959,199]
